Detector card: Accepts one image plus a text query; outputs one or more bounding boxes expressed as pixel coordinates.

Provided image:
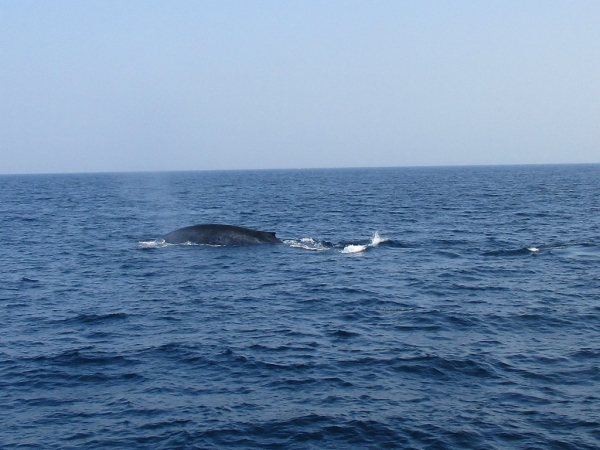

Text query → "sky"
[1,0,599,174]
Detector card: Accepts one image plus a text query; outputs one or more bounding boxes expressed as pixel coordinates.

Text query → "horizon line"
[1,161,599,177]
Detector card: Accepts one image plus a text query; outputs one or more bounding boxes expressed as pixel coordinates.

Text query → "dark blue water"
[1,165,599,449]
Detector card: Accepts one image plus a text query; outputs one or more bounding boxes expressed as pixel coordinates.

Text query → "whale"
[160,224,282,246]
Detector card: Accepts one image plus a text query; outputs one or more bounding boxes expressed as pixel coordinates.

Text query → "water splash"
[341,231,388,254]
[370,231,387,246]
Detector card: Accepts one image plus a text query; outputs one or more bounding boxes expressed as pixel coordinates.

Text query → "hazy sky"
[1,1,599,174]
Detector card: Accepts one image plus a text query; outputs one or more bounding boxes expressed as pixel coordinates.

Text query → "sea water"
[1,165,599,449]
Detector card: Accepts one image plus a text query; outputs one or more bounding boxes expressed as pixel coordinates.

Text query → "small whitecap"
[528,247,540,253]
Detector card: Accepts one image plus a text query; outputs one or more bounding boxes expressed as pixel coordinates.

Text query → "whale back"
[161,224,281,246]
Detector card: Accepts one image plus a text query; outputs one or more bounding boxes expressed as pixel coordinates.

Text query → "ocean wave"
[60,312,128,325]
[550,245,600,259]
[483,247,541,257]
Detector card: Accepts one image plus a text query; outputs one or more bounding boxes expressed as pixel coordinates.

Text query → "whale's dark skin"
[161,224,282,246]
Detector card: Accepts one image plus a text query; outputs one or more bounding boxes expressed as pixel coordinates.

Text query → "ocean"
[1,165,599,449]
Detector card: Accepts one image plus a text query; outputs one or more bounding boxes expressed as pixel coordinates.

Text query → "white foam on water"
[283,238,329,251]
[341,244,368,254]
[138,239,169,249]
[528,247,540,253]
[139,240,225,248]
